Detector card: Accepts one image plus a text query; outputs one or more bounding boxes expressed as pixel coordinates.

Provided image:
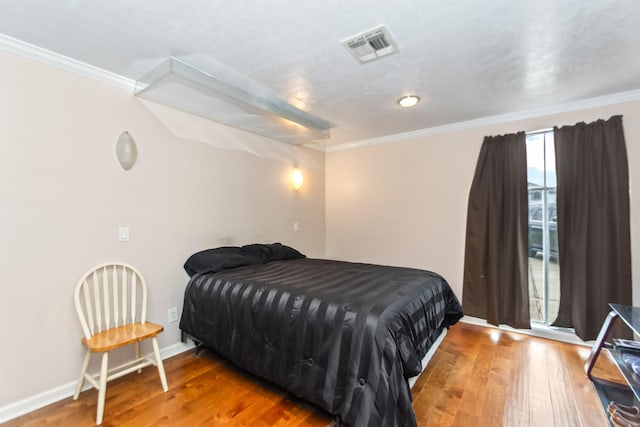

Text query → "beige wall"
[326,100,640,304]
[0,50,325,406]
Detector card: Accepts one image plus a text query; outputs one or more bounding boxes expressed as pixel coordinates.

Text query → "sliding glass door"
[526,131,559,324]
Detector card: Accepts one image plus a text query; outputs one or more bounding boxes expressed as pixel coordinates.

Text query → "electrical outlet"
[168,306,178,323]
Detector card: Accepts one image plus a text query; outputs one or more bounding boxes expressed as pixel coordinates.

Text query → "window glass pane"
[531,208,542,221]
[547,188,560,322]
[527,130,560,325]
[526,133,545,187]
[545,132,556,187]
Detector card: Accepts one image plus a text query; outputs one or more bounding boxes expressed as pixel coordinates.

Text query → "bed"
[179,243,463,426]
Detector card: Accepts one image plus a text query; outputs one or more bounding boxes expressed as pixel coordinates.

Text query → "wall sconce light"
[292,168,304,191]
[116,131,138,170]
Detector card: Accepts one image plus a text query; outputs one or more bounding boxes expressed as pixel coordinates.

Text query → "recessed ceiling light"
[397,95,420,108]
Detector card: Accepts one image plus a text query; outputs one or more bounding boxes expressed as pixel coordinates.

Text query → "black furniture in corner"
[586,304,640,425]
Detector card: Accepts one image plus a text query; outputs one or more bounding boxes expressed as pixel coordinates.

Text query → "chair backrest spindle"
[102,267,111,329]
[83,279,94,335]
[122,268,128,325]
[131,273,137,322]
[140,275,147,323]
[112,266,119,328]
[92,271,102,333]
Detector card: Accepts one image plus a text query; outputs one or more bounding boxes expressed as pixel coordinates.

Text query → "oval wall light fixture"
[116,131,138,170]
[292,168,304,191]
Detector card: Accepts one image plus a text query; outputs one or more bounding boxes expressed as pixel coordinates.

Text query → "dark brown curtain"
[552,115,632,340]
[462,132,530,329]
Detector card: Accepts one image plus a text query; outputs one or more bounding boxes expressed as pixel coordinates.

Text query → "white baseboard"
[0,341,194,424]
[460,315,590,346]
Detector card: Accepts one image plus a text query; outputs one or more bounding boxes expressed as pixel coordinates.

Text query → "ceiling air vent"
[341,25,398,64]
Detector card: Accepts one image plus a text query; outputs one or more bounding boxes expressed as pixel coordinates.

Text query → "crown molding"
[302,142,330,152]
[325,89,640,152]
[0,32,135,92]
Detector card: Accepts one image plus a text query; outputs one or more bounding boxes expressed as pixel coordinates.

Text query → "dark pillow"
[183,247,261,277]
[241,243,306,263]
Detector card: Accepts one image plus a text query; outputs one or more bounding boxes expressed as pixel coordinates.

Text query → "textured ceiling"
[1,0,639,146]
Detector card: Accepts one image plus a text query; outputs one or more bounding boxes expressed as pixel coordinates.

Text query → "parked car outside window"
[528,203,557,257]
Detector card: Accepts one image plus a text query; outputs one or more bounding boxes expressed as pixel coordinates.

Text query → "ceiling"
[1,0,639,147]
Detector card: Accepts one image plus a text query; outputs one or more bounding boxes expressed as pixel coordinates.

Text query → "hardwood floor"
[412,323,621,426]
[5,323,621,426]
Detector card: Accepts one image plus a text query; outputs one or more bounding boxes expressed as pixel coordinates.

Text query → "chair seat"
[82,322,164,353]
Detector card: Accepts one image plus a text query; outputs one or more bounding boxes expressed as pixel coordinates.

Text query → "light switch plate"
[118,226,130,242]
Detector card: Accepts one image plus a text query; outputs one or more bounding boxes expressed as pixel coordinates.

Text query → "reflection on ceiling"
[135,57,335,145]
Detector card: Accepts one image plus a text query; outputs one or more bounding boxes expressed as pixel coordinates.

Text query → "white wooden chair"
[73,263,168,425]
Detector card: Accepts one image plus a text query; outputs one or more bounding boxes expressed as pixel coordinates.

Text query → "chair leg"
[96,352,109,425]
[74,350,91,400]
[135,341,142,373]
[151,337,168,392]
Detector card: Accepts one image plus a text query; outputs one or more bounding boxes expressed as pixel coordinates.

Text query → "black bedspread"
[180,257,462,426]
